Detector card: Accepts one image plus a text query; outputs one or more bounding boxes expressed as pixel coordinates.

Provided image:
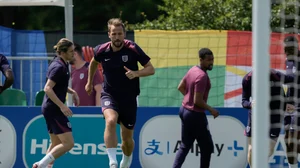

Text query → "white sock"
[289,163,298,168]
[38,154,55,168]
[47,164,53,168]
[120,153,132,167]
[106,148,117,166]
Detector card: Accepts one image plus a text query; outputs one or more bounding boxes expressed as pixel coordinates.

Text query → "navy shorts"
[101,92,137,130]
[42,107,72,135]
[245,111,280,138]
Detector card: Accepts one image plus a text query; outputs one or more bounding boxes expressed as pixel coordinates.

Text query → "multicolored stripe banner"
[134,30,290,107]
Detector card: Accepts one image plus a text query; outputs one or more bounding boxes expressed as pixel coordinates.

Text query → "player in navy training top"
[283,35,300,168]
[242,69,294,168]
[85,18,155,168]
[0,54,14,94]
[33,38,80,168]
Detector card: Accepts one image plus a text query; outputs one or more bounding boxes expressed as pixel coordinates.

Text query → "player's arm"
[177,78,186,95]
[67,87,76,94]
[44,80,65,108]
[272,70,294,84]
[241,78,252,109]
[135,43,155,77]
[94,84,102,106]
[87,57,99,85]
[137,61,155,77]
[93,70,102,106]
[193,75,214,112]
[0,56,14,92]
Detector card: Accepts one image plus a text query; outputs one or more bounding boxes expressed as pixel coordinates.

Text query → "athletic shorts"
[245,111,280,139]
[42,107,72,135]
[284,115,300,132]
[101,92,137,130]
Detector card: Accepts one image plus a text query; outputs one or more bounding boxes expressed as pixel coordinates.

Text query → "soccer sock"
[106,148,117,166]
[47,163,53,168]
[288,163,298,168]
[38,154,55,168]
[120,153,132,167]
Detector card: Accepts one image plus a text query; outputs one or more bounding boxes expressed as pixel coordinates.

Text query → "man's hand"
[72,92,80,106]
[251,100,255,108]
[85,82,93,95]
[210,109,219,119]
[59,104,73,117]
[124,66,139,80]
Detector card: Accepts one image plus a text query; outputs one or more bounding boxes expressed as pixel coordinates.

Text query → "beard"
[112,40,123,48]
[207,65,213,70]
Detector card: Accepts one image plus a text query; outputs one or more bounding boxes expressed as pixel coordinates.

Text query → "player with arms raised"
[85,18,155,168]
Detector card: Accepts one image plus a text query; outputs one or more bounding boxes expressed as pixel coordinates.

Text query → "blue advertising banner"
[0,107,295,168]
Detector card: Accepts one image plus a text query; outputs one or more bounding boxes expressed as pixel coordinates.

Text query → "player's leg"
[173,107,197,168]
[101,93,119,167]
[285,116,298,168]
[195,112,214,168]
[247,137,252,167]
[33,115,74,168]
[119,123,134,168]
[268,128,280,159]
[119,96,137,168]
[46,133,62,168]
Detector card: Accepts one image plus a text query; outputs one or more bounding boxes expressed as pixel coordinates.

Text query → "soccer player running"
[85,18,155,168]
[283,35,300,168]
[33,38,80,168]
[70,43,102,106]
[0,54,14,94]
[172,48,219,168]
[242,69,294,168]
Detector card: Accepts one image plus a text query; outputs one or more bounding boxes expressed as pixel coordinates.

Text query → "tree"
[131,0,299,32]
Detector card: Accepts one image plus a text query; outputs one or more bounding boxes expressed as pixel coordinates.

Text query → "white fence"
[1,56,54,105]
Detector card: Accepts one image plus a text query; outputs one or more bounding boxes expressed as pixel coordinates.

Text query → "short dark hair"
[74,43,83,58]
[198,48,213,59]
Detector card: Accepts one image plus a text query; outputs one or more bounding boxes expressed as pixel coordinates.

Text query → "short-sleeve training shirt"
[42,57,70,110]
[182,66,211,112]
[94,40,150,96]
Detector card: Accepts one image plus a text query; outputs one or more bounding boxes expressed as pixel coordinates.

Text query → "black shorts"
[42,107,72,135]
[101,92,137,130]
[245,110,280,138]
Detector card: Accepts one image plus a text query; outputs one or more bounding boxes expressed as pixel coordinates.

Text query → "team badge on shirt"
[122,55,128,62]
[80,73,84,79]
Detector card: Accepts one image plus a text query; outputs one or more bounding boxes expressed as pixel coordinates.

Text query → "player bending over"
[85,18,155,168]
[242,69,294,168]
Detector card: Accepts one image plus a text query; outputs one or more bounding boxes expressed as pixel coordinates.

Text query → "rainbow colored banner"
[134,30,289,107]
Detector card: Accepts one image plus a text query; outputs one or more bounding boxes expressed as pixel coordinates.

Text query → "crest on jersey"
[67,122,72,128]
[122,55,128,62]
[80,73,84,79]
